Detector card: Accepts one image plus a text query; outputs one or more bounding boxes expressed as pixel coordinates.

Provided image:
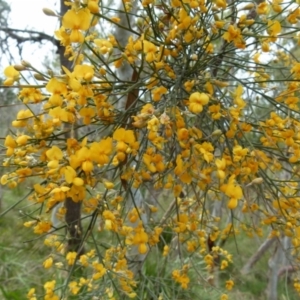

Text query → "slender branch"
[0,27,58,46]
[277,265,298,277]
[241,236,276,275]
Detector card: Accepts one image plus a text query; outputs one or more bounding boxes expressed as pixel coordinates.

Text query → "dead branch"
[0,27,58,46]
[241,236,276,275]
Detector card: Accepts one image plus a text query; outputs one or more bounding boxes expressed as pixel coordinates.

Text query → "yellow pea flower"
[43,257,53,269]
[92,261,106,279]
[46,146,63,161]
[188,92,209,114]
[94,39,113,54]
[3,66,20,86]
[143,40,157,62]
[225,279,234,290]
[66,251,77,265]
[64,166,84,186]
[69,281,80,295]
[257,2,269,14]
[87,0,99,14]
[79,107,96,125]
[267,20,281,37]
[33,221,52,234]
[62,8,92,43]
[27,288,37,300]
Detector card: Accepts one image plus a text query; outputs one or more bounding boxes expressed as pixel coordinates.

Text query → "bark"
[58,0,83,254]
[65,198,84,255]
[266,164,292,300]
[58,0,72,70]
[266,239,283,300]
[114,0,138,111]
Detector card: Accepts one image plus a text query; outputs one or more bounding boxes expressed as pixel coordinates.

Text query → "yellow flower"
[33,221,52,234]
[143,40,157,62]
[45,78,68,107]
[215,158,226,179]
[66,251,77,265]
[215,0,227,8]
[90,137,113,165]
[79,107,96,125]
[221,175,243,209]
[79,254,89,267]
[194,142,214,163]
[4,66,20,86]
[104,181,114,189]
[69,281,80,295]
[46,146,63,165]
[128,208,139,223]
[178,8,192,30]
[126,222,149,254]
[94,39,113,54]
[16,168,32,182]
[27,288,37,300]
[62,8,92,43]
[55,26,70,46]
[12,109,33,128]
[291,63,300,79]
[225,279,234,290]
[92,261,106,280]
[73,64,94,82]
[223,25,245,48]
[44,280,58,298]
[49,106,71,124]
[215,21,225,28]
[5,135,17,148]
[70,146,93,172]
[64,166,84,186]
[188,92,209,113]
[257,2,269,14]
[151,86,168,102]
[287,8,300,24]
[113,128,136,145]
[267,20,281,37]
[19,88,44,103]
[220,260,228,270]
[262,41,270,52]
[43,257,53,269]
[102,210,117,231]
[220,294,228,300]
[172,268,190,289]
[186,240,197,252]
[4,135,17,156]
[87,0,99,14]
[233,145,248,162]
[163,245,169,256]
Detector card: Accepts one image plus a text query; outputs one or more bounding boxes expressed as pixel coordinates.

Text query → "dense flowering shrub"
[3,0,300,299]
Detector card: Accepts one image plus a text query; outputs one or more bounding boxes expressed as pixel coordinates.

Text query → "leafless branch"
[0,27,58,46]
[241,236,276,275]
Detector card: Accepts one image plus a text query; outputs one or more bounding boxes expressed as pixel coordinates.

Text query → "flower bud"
[47,69,54,77]
[34,73,46,81]
[242,3,255,10]
[251,177,263,185]
[14,65,26,71]
[43,8,57,17]
[21,60,31,67]
[212,129,222,136]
